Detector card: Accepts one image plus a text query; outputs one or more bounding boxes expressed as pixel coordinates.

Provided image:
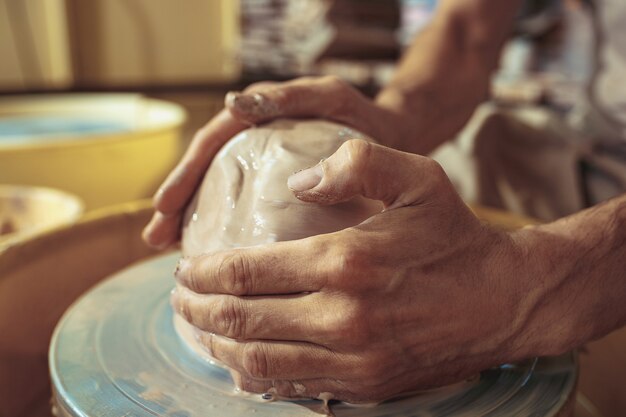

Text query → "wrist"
[507,213,622,359]
[506,225,577,358]
[375,75,488,155]
[473,225,552,363]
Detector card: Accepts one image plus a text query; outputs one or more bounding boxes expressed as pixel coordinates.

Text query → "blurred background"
[0,0,596,259]
[0,0,594,134]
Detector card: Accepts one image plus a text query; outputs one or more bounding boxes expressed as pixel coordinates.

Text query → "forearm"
[515,194,626,357]
[376,0,522,154]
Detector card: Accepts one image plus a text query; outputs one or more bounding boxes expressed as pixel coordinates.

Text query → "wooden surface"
[0,200,157,417]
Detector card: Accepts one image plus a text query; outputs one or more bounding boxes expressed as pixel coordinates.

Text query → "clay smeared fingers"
[172,289,327,343]
[175,238,328,295]
[197,333,351,382]
[225,76,374,128]
[142,211,181,250]
[154,110,247,215]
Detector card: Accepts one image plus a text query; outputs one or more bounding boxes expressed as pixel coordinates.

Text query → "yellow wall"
[0,0,240,90]
[68,0,240,87]
[0,0,73,90]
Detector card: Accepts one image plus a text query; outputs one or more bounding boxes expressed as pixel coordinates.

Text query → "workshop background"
[0,0,596,210]
[1,1,623,417]
[0,0,592,140]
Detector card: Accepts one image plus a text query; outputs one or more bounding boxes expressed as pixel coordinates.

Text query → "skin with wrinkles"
[172,126,626,403]
[172,136,528,403]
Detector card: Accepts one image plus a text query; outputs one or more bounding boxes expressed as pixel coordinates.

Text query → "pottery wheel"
[49,252,577,417]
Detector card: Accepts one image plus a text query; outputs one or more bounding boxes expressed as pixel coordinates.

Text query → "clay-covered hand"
[142,76,413,250]
[172,139,541,403]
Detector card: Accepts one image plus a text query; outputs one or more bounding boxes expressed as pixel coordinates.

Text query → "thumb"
[287,139,452,209]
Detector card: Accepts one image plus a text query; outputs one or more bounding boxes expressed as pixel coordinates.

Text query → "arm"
[514,194,626,356]
[376,0,523,154]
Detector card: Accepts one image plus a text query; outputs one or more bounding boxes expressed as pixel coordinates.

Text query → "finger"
[154,109,247,215]
[287,139,454,209]
[175,238,329,295]
[225,76,373,128]
[142,211,181,250]
[172,289,324,342]
[196,333,348,381]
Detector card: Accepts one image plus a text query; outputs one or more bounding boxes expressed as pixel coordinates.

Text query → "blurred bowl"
[0,94,187,210]
[0,185,84,250]
[0,200,154,417]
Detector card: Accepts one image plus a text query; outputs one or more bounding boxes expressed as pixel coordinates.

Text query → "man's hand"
[171,139,539,402]
[142,77,414,250]
[142,0,526,251]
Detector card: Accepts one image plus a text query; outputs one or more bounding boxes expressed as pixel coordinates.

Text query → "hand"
[172,139,540,403]
[142,76,414,250]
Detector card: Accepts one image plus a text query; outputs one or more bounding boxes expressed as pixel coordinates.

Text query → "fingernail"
[226,92,256,112]
[226,92,278,118]
[287,164,323,192]
[174,257,190,278]
[225,91,240,108]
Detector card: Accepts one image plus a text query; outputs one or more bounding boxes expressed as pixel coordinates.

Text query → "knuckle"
[321,75,360,117]
[341,139,373,175]
[242,343,271,379]
[274,76,325,109]
[333,242,369,281]
[217,252,251,296]
[328,300,371,345]
[268,87,291,110]
[214,297,247,339]
[422,158,451,191]
[423,157,446,178]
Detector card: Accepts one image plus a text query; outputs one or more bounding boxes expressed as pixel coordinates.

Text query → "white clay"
[181,119,382,257]
[177,119,382,402]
